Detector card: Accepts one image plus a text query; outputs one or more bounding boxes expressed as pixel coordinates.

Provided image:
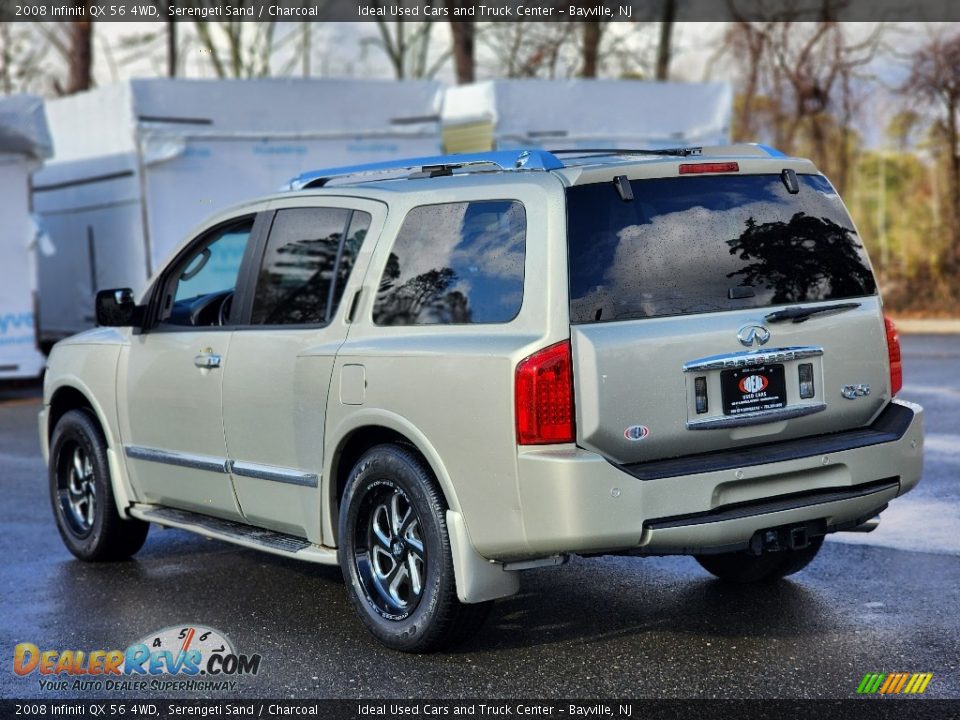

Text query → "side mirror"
[95,288,142,327]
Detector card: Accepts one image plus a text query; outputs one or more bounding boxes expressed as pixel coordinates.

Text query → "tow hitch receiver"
[749,520,826,555]
[790,526,809,549]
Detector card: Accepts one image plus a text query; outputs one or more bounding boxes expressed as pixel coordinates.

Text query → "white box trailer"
[0,94,52,379]
[441,79,732,153]
[33,78,443,342]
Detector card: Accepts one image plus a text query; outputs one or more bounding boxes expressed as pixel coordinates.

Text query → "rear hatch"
[566,168,890,465]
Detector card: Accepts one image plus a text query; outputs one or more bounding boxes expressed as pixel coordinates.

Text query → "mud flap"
[446,510,519,604]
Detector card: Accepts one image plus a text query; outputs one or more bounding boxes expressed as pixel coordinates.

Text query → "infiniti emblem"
[737,324,771,347]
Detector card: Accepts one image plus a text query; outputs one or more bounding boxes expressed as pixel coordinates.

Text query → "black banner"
[2,0,960,23]
[3,700,960,720]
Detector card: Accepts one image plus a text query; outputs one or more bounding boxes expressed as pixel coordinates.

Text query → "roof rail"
[751,143,786,158]
[696,143,787,158]
[549,147,703,158]
[289,149,564,190]
[552,145,789,160]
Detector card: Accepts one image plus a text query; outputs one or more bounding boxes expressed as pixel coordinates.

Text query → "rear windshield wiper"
[765,302,861,324]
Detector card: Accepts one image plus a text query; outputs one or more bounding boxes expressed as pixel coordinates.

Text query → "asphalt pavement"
[1,335,958,700]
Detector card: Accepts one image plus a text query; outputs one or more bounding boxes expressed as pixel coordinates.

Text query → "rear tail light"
[679,162,739,174]
[515,340,575,445]
[884,316,903,396]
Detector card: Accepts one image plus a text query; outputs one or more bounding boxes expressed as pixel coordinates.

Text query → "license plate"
[721,364,787,415]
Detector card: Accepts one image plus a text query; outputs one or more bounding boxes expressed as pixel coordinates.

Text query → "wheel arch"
[46,377,135,518]
[48,381,111,445]
[323,411,463,549]
[324,412,519,605]
[48,385,97,440]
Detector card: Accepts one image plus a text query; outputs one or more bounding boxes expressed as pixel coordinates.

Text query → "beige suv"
[41,147,923,652]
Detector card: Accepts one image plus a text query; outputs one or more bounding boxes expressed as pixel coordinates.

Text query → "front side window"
[165,217,254,327]
[250,207,369,325]
[373,200,526,326]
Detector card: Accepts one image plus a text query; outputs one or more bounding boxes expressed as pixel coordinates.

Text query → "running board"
[129,505,338,565]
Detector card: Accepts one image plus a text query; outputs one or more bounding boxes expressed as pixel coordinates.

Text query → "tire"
[49,409,149,561]
[695,536,824,584]
[338,444,491,653]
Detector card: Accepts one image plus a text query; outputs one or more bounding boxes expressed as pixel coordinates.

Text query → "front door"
[119,214,263,520]
[221,200,381,539]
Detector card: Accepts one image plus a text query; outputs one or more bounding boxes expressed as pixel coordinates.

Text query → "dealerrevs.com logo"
[13,624,262,692]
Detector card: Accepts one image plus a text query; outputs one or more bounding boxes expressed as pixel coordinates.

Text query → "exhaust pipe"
[846,516,881,533]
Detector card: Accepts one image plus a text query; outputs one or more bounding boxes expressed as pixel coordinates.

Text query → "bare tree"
[167,21,177,77]
[194,21,278,77]
[903,29,960,265]
[482,20,660,80]
[581,22,603,77]
[724,20,772,139]
[366,0,450,79]
[447,1,476,84]
[28,10,97,95]
[64,5,95,94]
[886,110,923,152]
[480,23,579,78]
[722,18,884,194]
[372,21,433,79]
[299,22,312,77]
[0,23,51,94]
[0,23,16,94]
[654,0,676,80]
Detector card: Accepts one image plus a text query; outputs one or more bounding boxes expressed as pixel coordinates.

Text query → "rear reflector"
[515,341,575,445]
[679,162,739,174]
[884,316,903,396]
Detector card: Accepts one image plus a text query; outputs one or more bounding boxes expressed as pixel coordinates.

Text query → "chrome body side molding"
[124,445,229,473]
[229,460,319,488]
[124,446,318,487]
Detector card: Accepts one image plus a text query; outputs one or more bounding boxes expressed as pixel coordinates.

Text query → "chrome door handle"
[193,353,221,369]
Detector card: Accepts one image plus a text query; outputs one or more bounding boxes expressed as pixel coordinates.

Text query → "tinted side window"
[165,217,254,327]
[373,200,526,326]
[334,211,370,311]
[566,174,877,324]
[174,221,253,304]
[251,207,369,325]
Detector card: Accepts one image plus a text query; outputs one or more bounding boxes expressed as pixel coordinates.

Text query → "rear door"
[566,170,889,464]
[220,198,382,539]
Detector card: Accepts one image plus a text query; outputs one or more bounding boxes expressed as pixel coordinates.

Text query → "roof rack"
[289,149,564,190]
[549,147,703,158]
[550,144,791,160]
[286,144,789,191]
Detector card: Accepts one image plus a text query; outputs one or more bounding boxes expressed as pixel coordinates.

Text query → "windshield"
[566,173,877,324]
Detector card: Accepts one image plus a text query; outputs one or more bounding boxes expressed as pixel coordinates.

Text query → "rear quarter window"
[566,173,877,324]
[373,200,526,326]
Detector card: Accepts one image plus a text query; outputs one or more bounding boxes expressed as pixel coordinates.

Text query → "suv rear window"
[566,173,877,324]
